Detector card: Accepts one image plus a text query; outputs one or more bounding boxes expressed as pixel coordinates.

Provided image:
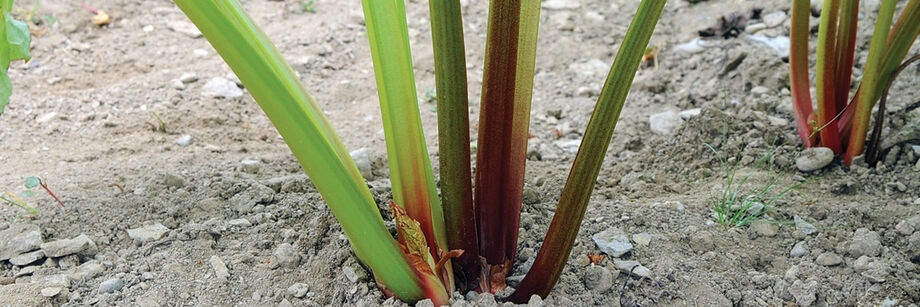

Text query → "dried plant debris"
[699,8,762,38]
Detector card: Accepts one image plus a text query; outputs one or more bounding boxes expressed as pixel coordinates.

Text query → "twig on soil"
[38,179,65,208]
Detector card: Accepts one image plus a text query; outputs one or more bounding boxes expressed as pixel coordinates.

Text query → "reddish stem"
[39,179,65,208]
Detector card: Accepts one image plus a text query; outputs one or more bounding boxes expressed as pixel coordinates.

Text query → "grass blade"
[815,0,842,153]
[473,0,541,290]
[509,0,666,301]
[360,0,450,279]
[174,1,443,303]
[843,0,897,165]
[789,0,816,146]
[427,0,479,287]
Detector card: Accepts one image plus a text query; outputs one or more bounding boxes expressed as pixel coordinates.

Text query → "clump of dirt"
[1,0,919,306]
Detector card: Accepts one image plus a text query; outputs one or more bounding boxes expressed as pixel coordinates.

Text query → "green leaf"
[18,190,37,197]
[6,16,30,62]
[1,1,32,115]
[24,176,39,189]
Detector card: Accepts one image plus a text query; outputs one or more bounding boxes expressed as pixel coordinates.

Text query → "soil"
[2,0,920,306]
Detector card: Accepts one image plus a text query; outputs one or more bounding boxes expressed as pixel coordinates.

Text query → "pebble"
[790,241,809,257]
[763,11,787,27]
[176,135,193,147]
[266,243,299,269]
[415,299,435,307]
[287,282,309,298]
[33,273,71,287]
[848,228,881,257]
[861,260,890,283]
[675,38,708,54]
[202,77,243,98]
[794,216,817,235]
[895,215,920,235]
[0,224,43,261]
[815,252,843,266]
[241,159,261,174]
[279,299,293,307]
[582,265,613,292]
[528,294,544,307]
[689,231,715,252]
[349,148,373,180]
[569,59,608,78]
[40,287,62,297]
[179,73,198,84]
[36,112,56,123]
[193,49,208,57]
[649,111,683,135]
[678,108,701,120]
[171,79,185,90]
[70,260,105,280]
[751,86,770,96]
[342,265,367,283]
[127,223,170,243]
[40,234,97,258]
[141,272,155,281]
[811,0,823,15]
[592,229,634,257]
[142,25,154,32]
[613,260,652,278]
[210,256,230,280]
[632,233,652,246]
[167,20,202,38]
[796,147,834,171]
[9,250,44,266]
[743,34,790,59]
[99,278,125,293]
[788,280,817,307]
[542,0,580,10]
[227,218,252,227]
[752,222,778,237]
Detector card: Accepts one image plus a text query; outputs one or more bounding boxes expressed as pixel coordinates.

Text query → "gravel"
[592,229,634,257]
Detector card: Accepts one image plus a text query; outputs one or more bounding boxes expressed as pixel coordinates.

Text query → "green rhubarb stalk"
[844,0,897,165]
[174,1,443,303]
[509,0,666,302]
[832,0,858,114]
[474,0,541,290]
[1,0,32,115]
[789,0,816,146]
[428,0,479,285]
[815,0,842,153]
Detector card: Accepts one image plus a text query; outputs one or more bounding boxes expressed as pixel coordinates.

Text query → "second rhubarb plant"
[176,0,666,304]
[789,0,920,165]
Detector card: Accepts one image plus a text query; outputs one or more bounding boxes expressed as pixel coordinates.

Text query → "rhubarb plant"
[1,0,32,115]
[176,0,666,304]
[789,0,920,165]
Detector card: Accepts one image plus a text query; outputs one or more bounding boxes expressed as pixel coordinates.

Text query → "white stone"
[202,77,243,98]
[796,147,834,171]
[179,73,198,84]
[679,108,701,120]
[349,148,373,180]
[40,234,96,258]
[543,0,580,10]
[127,223,170,243]
[613,260,651,278]
[592,229,633,257]
[743,34,790,59]
[210,255,230,280]
[176,135,193,146]
[763,11,787,28]
[794,216,817,235]
[649,111,683,135]
[167,20,202,38]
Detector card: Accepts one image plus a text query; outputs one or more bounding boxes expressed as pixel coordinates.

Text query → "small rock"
[848,228,881,257]
[592,229,634,257]
[527,294,544,307]
[675,38,708,54]
[619,172,652,187]
[271,243,301,269]
[542,0,580,10]
[763,11,787,27]
[794,216,817,235]
[287,283,309,298]
[649,111,683,135]
[70,260,105,280]
[40,234,96,258]
[176,135,193,147]
[171,79,185,90]
[743,34,790,59]
[689,231,715,252]
[210,256,230,280]
[751,86,770,96]
[127,223,170,243]
[861,260,890,283]
[279,299,293,307]
[9,250,44,266]
[33,273,71,287]
[227,218,252,227]
[752,223,778,237]
[342,265,368,283]
[796,147,834,171]
[202,77,243,98]
[0,224,43,261]
[241,159,261,174]
[575,86,598,97]
[415,299,435,307]
[179,73,198,84]
[142,25,154,32]
[583,265,613,292]
[788,280,817,307]
[678,108,701,120]
[815,252,843,266]
[167,20,202,38]
[99,278,125,293]
[40,287,62,297]
[36,112,57,123]
[895,215,920,235]
[790,241,809,257]
[349,148,373,180]
[613,260,652,278]
[767,115,789,127]
[141,272,155,281]
[811,0,823,16]
[632,233,652,246]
